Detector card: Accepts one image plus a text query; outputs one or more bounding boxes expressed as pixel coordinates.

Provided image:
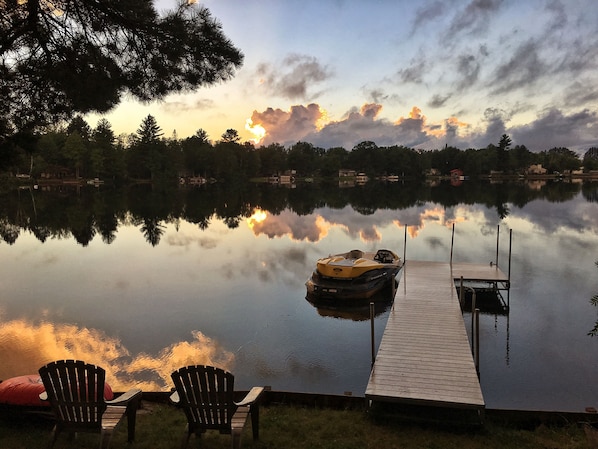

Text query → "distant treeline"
[2,115,598,183]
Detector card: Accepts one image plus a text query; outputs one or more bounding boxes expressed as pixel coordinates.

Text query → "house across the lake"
[526,164,547,175]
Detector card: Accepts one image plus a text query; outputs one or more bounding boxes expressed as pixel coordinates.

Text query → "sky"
[89,0,598,153]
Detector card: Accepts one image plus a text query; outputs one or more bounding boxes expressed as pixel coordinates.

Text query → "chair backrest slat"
[39,360,107,430]
[171,365,236,433]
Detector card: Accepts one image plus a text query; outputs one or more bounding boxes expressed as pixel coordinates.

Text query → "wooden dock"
[365,260,509,412]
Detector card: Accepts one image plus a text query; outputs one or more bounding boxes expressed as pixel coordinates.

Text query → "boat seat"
[374,249,394,263]
[348,249,364,259]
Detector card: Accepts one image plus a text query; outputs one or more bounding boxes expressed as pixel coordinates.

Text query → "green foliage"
[583,147,598,170]
[541,147,582,172]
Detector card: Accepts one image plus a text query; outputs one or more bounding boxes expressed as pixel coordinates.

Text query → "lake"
[0,179,597,412]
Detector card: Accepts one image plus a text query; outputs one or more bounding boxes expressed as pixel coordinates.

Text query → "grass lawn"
[0,401,594,449]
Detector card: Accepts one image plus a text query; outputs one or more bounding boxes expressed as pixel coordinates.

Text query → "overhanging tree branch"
[0,0,243,141]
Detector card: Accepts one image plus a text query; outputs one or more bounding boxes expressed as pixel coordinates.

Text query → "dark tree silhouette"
[0,1,243,140]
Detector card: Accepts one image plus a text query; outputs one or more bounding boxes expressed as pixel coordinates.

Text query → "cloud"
[481,107,509,143]
[366,88,389,104]
[428,94,452,108]
[256,54,333,100]
[248,209,330,242]
[562,81,598,109]
[251,103,462,150]
[455,51,482,90]
[251,103,323,146]
[250,98,597,153]
[489,40,548,95]
[446,0,504,38]
[510,108,598,152]
[412,1,446,31]
[165,232,219,249]
[545,0,568,31]
[397,56,427,84]
[162,97,215,113]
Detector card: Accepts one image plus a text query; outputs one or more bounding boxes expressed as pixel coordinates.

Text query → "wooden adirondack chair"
[170,365,264,449]
[38,360,142,449]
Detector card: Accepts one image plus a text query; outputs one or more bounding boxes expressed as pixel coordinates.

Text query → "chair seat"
[101,405,127,433]
[231,405,249,434]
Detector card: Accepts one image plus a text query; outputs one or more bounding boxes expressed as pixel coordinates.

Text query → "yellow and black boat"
[306,249,402,301]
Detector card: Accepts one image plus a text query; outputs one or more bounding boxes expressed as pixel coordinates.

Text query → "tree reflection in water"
[0,179,592,246]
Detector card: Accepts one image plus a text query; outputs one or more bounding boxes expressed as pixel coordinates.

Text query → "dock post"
[450,223,455,265]
[370,302,375,368]
[459,276,464,309]
[470,288,476,344]
[508,229,513,285]
[496,224,500,267]
[475,308,480,377]
[403,224,407,263]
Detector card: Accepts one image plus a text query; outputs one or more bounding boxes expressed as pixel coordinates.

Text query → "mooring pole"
[370,302,375,368]
[450,223,455,265]
[475,308,480,377]
[508,229,513,285]
[403,224,407,263]
[496,224,500,267]
[470,288,477,343]
[459,276,464,309]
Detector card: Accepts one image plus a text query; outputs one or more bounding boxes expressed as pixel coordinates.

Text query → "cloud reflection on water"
[0,319,234,391]
[246,205,473,243]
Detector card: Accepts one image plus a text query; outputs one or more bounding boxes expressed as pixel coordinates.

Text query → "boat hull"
[306,266,401,301]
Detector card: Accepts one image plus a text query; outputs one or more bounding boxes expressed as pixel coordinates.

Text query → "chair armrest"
[106,388,142,406]
[169,391,180,404]
[235,387,264,407]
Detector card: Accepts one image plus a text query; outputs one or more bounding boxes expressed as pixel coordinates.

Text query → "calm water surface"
[0,182,597,412]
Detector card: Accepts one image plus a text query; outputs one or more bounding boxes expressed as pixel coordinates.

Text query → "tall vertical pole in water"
[508,229,513,285]
[403,224,407,263]
[370,302,375,368]
[450,223,455,265]
[496,224,500,267]
[475,308,480,377]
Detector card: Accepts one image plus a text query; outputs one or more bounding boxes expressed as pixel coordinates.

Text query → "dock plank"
[365,260,487,410]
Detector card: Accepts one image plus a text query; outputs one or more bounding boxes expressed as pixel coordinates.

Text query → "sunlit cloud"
[246,210,330,242]
[123,331,234,391]
[247,208,267,229]
[0,319,234,391]
[251,102,471,150]
[245,204,477,244]
[392,206,469,238]
[251,103,324,147]
[245,118,266,145]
